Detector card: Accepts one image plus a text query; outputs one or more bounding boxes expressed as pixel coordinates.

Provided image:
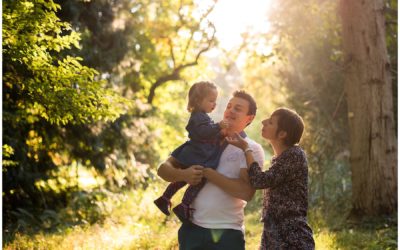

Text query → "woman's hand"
[226,132,248,151]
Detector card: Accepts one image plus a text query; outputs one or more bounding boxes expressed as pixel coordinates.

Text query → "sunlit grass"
[5,182,181,250]
[4,181,397,250]
[243,208,263,249]
[314,229,337,249]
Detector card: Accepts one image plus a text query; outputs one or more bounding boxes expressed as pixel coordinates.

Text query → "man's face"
[223,97,254,132]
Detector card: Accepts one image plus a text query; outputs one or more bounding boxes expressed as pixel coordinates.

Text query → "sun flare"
[202,0,272,50]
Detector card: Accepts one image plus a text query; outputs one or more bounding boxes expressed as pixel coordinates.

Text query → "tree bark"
[339,0,397,216]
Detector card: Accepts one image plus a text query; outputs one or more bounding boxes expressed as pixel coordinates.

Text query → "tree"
[52,0,219,176]
[385,0,398,131]
[3,0,127,219]
[56,0,217,104]
[242,0,351,207]
[339,0,397,215]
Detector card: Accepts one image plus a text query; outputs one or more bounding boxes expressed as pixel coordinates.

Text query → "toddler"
[154,81,228,222]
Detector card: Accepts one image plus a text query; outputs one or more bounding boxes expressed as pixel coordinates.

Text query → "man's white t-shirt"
[191,137,265,232]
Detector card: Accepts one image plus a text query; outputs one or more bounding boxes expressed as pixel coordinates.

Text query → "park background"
[2,0,398,249]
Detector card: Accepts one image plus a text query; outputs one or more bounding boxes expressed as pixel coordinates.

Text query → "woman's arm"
[226,132,257,165]
[226,133,301,189]
[247,151,304,189]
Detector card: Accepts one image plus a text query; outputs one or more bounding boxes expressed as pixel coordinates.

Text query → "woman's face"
[261,115,279,140]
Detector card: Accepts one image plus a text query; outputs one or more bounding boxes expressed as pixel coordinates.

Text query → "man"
[158,90,265,250]
[158,91,264,250]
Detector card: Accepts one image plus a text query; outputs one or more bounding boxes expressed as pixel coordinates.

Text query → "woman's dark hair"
[272,108,304,146]
[187,81,217,112]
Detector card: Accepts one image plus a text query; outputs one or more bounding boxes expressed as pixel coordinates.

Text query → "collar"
[222,130,247,139]
[219,131,247,150]
[239,131,247,138]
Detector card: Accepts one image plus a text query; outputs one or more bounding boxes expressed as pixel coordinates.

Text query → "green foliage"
[2,0,129,229]
[309,207,398,250]
[2,145,17,167]
[49,0,216,191]
[7,208,62,233]
[3,0,128,125]
[4,165,129,238]
[3,1,216,233]
[64,189,117,225]
[56,0,217,102]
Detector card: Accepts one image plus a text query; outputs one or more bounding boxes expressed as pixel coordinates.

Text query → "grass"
[3,181,398,250]
[4,182,180,250]
[309,206,398,250]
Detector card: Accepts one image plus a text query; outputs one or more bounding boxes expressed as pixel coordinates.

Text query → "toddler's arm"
[191,113,224,139]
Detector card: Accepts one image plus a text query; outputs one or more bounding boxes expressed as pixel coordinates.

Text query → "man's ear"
[246,115,255,125]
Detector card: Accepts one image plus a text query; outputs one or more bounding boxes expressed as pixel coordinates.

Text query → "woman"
[226,108,315,250]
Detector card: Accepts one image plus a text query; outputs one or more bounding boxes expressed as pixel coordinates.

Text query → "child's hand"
[220,128,228,136]
[226,132,248,151]
[219,120,230,129]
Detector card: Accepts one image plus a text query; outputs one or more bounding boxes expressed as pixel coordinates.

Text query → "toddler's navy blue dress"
[171,111,222,168]
[155,112,230,222]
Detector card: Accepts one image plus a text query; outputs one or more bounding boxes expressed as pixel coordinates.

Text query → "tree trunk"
[339,0,397,216]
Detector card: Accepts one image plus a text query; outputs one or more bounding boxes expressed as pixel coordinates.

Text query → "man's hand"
[183,165,204,185]
[157,160,203,185]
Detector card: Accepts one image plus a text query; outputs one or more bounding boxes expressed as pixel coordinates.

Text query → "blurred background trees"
[242,0,351,210]
[241,0,397,216]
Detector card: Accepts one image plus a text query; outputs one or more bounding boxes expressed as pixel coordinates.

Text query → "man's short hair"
[272,108,304,146]
[233,90,257,116]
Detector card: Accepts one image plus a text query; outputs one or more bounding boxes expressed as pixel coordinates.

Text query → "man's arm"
[203,168,255,201]
[203,142,265,201]
[157,160,204,185]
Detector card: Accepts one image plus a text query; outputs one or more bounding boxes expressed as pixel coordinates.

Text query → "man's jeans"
[178,222,245,250]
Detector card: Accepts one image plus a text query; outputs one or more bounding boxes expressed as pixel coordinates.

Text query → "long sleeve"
[248,148,305,189]
[257,146,314,248]
[188,112,221,140]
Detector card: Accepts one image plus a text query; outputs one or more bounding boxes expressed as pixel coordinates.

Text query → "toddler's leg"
[160,157,187,198]
[154,157,187,216]
[173,178,206,222]
[181,179,206,205]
